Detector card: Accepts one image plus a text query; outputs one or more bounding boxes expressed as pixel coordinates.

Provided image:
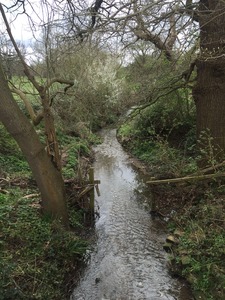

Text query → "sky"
[1,0,45,43]
[0,0,92,43]
[0,1,51,62]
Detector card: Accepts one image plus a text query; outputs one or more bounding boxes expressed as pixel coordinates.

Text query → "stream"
[71,129,193,300]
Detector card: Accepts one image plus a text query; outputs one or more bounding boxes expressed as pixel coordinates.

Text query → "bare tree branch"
[0,4,42,92]
[91,0,104,27]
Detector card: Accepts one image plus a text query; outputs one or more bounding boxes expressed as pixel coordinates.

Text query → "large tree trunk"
[193,1,225,159]
[0,62,69,226]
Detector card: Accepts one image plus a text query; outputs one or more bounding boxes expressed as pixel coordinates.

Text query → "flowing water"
[71,129,193,300]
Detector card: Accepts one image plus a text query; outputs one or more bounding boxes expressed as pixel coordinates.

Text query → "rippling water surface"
[71,129,193,300]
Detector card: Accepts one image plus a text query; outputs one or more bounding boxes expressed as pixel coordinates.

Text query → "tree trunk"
[0,61,69,226]
[193,1,225,159]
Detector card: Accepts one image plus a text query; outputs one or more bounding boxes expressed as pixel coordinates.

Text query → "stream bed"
[71,129,193,300]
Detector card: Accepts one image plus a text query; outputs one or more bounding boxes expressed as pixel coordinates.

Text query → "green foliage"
[57,132,97,179]
[197,129,222,167]
[175,196,225,300]
[0,125,31,177]
[11,77,42,119]
[120,51,198,161]
[0,155,30,177]
[0,189,88,300]
[124,50,196,107]
[119,55,225,299]
[0,125,20,155]
[0,122,98,180]
[0,122,96,299]
[118,122,133,138]
[68,207,84,228]
[138,93,194,140]
[118,92,197,178]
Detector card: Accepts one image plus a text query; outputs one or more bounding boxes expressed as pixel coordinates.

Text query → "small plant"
[173,195,225,300]
[0,189,88,300]
[60,136,92,179]
[197,129,223,168]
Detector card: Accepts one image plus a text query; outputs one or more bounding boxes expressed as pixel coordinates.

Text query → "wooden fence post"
[89,167,95,220]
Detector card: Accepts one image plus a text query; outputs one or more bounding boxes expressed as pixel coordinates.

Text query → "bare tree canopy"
[1,0,225,205]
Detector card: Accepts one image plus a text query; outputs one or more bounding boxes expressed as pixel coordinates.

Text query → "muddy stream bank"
[71,129,193,300]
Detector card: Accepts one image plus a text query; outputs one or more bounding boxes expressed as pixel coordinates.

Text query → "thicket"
[118,54,225,300]
[119,92,197,177]
[34,44,134,133]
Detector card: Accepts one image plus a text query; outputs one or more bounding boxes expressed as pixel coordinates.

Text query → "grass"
[0,124,99,299]
[0,189,88,300]
[118,119,225,300]
[0,125,31,178]
[171,194,225,300]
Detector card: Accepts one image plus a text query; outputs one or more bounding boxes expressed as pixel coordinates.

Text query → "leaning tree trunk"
[0,62,69,226]
[193,0,225,160]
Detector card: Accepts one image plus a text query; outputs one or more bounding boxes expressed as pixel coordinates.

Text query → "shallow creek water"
[71,129,193,300]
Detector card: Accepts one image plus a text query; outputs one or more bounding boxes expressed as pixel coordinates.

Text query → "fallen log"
[147,172,225,185]
[194,160,225,175]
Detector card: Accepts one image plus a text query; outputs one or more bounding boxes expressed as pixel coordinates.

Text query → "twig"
[22,193,40,199]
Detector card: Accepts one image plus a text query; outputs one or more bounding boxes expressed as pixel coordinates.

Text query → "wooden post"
[151,195,157,213]
[89,167,95,220]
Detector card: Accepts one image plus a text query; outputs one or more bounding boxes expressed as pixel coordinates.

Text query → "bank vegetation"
[1,1,225,299]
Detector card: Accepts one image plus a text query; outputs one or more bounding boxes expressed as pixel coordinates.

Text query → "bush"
[118,92,197,178]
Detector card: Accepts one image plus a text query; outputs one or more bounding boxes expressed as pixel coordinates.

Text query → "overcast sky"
[0,0,45,43]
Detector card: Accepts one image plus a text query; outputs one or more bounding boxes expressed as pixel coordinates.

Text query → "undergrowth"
[170,187,225,300]
[0,125,31,178]
[118,98,225,299]
[0,124,100,299]
[0,189,88,300]
[118,120,197,178]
